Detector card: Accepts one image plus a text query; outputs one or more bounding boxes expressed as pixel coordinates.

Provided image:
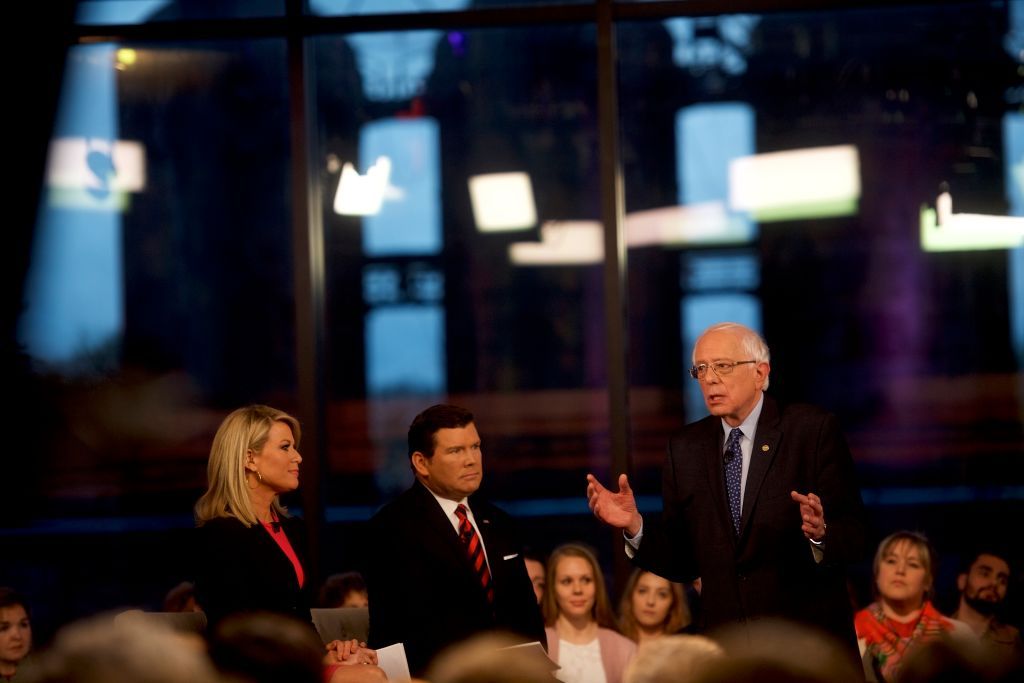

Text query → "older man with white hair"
[588,322,866,653]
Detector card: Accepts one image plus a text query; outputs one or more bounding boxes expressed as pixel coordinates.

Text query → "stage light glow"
[509,221,603,265]
[333,156,392,216]
[728,144,860,221]
[920,192,1024,252]
[116,48,137,67]
[625,201,753,246]
[468,172,536,232]
[47,138,146,192]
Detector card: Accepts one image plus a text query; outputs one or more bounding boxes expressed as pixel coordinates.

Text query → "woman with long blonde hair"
[543,544,636,683]
[193,405,379,679]
[194,405,310,626]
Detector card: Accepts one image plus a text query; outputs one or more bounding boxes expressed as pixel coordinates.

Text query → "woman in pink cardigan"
[543,544,636,683]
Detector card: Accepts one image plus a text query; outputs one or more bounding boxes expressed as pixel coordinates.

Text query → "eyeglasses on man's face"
[689,359,757,380]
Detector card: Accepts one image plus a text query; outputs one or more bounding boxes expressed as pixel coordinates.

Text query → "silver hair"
[693,322,771,390]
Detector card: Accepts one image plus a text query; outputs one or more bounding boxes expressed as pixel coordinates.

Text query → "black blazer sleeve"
[193,515,312,629]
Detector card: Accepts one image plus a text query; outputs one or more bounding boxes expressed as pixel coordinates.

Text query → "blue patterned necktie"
[725,428,744,535]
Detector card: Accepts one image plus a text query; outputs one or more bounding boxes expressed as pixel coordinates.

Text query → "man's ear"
[957,573,967,592]
[411,451,431,478]
[755,362,771,389]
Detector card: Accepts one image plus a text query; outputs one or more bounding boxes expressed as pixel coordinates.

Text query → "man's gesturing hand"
[790,491,826,542]
[586,473,643,537]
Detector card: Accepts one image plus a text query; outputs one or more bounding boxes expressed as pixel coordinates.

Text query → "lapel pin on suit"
[761,444,770,452]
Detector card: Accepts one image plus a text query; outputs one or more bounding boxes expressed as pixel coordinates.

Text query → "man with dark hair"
[364,404,544,676]
[952,550,1023,660]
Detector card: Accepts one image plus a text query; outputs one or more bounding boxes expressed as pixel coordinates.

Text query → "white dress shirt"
[427,488,492,572]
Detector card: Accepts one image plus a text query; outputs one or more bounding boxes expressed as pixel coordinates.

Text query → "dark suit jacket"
[634,395,866,646]
[365,481,545,676]
[193,514,312,629]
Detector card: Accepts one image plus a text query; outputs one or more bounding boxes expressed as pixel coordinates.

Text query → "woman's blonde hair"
[194,405,301,527]
[542,543,618,630]
[618,569,690,642]
[872,530,935,604]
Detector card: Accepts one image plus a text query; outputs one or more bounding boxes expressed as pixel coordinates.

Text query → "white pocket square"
[503,553,519,560]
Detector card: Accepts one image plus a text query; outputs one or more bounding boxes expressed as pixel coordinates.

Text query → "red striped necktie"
[455,504,494,605]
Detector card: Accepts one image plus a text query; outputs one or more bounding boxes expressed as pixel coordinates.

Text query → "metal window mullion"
[287,0,327,585]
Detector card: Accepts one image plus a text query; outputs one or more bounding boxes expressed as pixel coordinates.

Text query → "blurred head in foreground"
[694,619,861,683]
[427,633,556,683]
[208,611,324,683]
[623,634,722,683]
[23,613,216,683]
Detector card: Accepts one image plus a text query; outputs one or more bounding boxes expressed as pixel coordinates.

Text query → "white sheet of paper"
[375,642,411,682]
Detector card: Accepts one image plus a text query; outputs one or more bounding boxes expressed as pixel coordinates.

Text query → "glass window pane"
[620,3,1024,531]
[76,0,285,24]
[313,22,612,566]
[308,0,592,17]
[11,38,293,620]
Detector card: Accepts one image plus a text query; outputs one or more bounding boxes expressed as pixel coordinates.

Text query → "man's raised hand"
[586,473,642,537]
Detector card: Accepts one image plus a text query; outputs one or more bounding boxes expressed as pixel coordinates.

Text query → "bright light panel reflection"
[1005,111,1024,364]
[677,103,756,243]
[360,117,441,257]
[46,138,146,193]
[469,172,536,232]
[334,156,392,216]
[626,202,751,246]
[920,192,1024,252]
[365,305,446,395]
[729,145,860,221]
[310,0,468,14]
[509,221,603,265]
[20,43,124,368]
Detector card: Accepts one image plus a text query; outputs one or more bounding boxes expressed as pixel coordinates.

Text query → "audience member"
[622,634,722,683]
[618,569,689,645]
[854,531,973,682]
[0,588,33,682]
[897,636,1021,683]
[365,404,544,676]
[542,544,636,683]
[193,405,313,628]
[318,572,369,609]
[21,614,217,683]
[427,633,558,683]
[163,581,201,613]
[950,549,1023,661]
[524,551,547,605]
[191,405,376,672]
[209,612,385,683]
[693,618,861,683]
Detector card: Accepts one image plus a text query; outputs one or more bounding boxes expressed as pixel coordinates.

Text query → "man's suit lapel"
[739,394,781,539]
[411,481,474,570]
